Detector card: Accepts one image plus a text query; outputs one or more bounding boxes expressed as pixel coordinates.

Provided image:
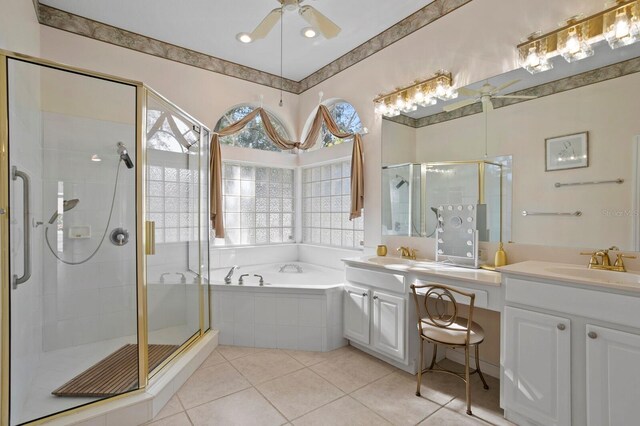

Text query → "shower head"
[48,199,80,224]
[117,142,134,169]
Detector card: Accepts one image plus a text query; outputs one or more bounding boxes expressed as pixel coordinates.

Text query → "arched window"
[214,105,290,152]
[319,101,362,148]
[147,108,198,153]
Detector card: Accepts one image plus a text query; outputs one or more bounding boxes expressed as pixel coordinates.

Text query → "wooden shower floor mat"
[52,344,178,397]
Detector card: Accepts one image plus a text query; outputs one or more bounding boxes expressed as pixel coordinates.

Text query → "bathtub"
[210,262,346,351]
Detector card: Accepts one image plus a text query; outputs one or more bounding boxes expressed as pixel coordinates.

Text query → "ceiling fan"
[443,80,537,113]
[238,0,341,43]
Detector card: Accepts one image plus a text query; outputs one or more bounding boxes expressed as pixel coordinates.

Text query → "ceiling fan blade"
[493,79,520,94]
[250,8,282,40]
[443,98,477,112]
[457,87,482,97]
[299,5,341,38]
[493,95,538,99]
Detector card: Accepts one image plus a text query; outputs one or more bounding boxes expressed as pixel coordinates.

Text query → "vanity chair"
[410,283,489,415]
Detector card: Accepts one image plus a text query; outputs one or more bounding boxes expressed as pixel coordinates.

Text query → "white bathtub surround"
[210,243,299,268]
[211,262,346,351]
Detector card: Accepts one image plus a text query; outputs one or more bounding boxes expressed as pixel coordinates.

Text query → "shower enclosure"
[0,51,211,425]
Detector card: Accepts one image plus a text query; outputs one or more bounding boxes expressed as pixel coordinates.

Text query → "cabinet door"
[344,284,370,344]
[372,291,405,361]
[586,325,640,426]
[503,306,571,426]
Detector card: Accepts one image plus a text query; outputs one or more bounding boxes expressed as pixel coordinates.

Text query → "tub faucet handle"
[238,273,249,285]
[254,274,264,286]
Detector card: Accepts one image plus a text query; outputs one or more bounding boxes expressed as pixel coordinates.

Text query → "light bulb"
[301,27,317,38]
[606,8,640,48]
[615,12,631,39]
[522,45,553,74]
[559,27,593,62]
[236,32,252,43]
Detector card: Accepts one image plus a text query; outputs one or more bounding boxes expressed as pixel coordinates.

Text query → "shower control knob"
[109,228,129,246]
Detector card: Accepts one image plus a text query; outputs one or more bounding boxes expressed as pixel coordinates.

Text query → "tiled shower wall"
[41,112,138,351]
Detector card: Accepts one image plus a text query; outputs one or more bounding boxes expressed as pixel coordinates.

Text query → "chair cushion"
[419,317,485,345]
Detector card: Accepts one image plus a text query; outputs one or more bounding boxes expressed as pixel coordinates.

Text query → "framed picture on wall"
[545,131,589,171]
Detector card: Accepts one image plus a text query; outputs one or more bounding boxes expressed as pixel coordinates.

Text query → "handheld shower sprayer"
[47,199,79,224]
[117,142,134,169]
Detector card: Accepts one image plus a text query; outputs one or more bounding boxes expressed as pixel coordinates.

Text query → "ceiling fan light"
[604,5,640,49]
[236,32,252,43]
[302,27,317,38]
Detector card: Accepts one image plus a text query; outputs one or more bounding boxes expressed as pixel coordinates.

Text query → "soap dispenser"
[494,242,507,267]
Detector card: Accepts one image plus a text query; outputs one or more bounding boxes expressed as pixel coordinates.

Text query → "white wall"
[39,27,300,140]
[0,0,40,56]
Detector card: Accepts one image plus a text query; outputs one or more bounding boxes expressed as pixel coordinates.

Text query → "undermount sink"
[544,265,640,285]
[366,256,415,266]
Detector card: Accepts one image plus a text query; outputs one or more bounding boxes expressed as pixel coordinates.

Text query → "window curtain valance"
[210,105,364,238]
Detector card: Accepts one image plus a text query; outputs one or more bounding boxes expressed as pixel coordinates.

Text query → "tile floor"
[147,345,514,426]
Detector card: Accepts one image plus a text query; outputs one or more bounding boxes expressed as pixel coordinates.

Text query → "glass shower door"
[4,58,139,425]
[145,92,205,371]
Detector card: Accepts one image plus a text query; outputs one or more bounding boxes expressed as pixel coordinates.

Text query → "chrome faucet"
[224,265,239,284]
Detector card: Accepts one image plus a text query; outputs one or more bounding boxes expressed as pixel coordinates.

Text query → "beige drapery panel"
[210,105,364,238]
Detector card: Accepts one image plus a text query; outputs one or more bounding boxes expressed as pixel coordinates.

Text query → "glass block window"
[222,162,295,245]
[147,164,198,243]
[302,159,364,248]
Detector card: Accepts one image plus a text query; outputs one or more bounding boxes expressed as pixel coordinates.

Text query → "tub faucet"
[224,265,239,284]
[238,274,250,285]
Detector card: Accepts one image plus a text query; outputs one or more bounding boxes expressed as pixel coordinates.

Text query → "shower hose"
[45,160,124,265]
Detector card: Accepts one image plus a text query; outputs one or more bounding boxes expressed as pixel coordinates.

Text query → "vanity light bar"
[373,71,457,118]
[517,0,640,74]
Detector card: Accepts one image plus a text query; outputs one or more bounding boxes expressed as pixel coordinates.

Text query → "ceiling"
[39,0,434,81]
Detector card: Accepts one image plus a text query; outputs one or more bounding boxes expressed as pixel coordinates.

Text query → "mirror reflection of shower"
[44,142,134,265]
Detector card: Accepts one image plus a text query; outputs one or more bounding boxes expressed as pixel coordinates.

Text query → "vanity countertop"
[499,260,640,294]
[342,256,501,287]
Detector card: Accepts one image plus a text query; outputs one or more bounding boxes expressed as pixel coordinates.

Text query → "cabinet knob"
[588,331,597,339]
[362,292,368,297]
[373,295,378,300]
[557,324,566,331]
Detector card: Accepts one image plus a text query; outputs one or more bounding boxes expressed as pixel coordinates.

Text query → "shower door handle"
[145,220,156,255]
[11,166,31,289]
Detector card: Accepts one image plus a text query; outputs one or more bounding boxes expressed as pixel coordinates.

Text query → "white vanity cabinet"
[343,266,408,363]
[503,306,571,426]
[371,290,405,360]
[501,269,640,426]
[586,325,640,426]
[344,283,371,345]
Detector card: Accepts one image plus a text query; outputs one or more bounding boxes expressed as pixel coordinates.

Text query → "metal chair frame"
[410,283,489,416]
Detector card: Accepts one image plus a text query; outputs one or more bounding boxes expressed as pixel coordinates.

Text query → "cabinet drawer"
[346,266,405,294]
[415,279,488,309]
[505,277,640,329]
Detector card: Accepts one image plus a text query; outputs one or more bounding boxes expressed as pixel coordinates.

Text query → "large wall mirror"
[381,42,640,251]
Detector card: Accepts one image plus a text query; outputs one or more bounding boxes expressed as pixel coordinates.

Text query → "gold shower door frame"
[0,49,211,426]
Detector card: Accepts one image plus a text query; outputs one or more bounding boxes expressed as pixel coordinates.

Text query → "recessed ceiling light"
[91,154,102,162]
[301,27,317,38]
[236,32,252,43]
